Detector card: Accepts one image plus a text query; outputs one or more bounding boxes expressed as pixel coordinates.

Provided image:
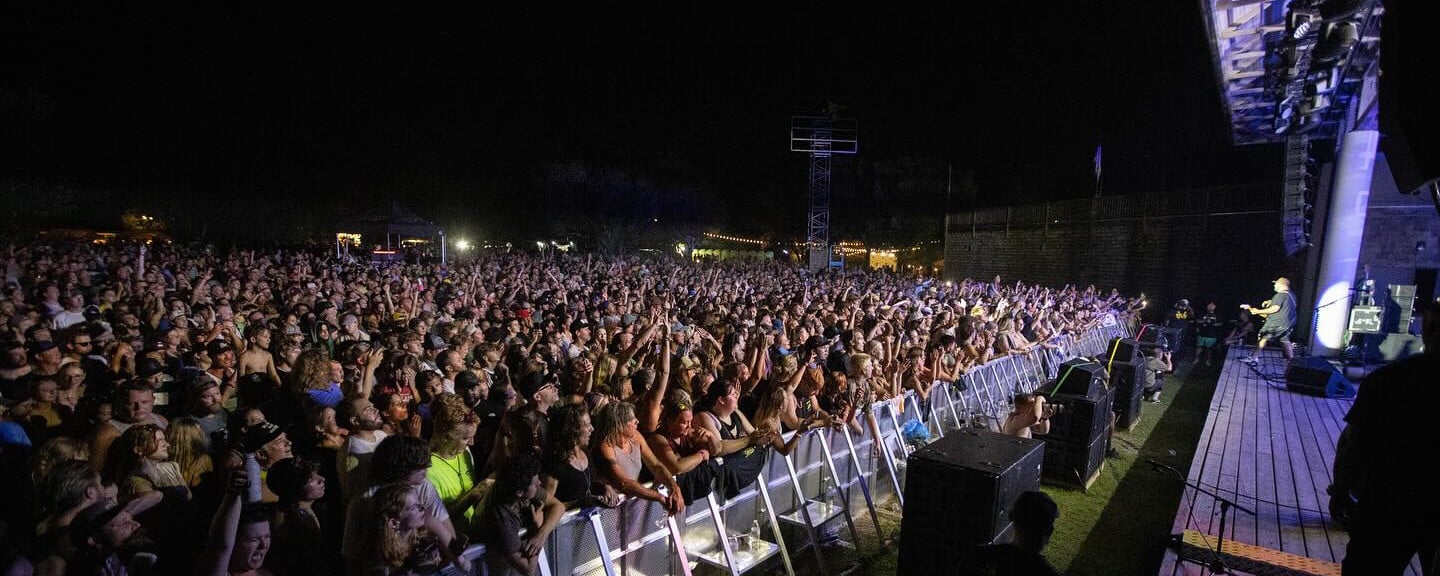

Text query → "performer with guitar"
[1240,277,1297,364]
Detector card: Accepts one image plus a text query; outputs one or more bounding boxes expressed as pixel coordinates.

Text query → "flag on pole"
[1093,145,1103,180]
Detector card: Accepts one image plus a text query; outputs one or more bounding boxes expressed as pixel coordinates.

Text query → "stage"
[1157,347,1425,575]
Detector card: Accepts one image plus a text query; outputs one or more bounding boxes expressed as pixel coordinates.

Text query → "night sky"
[3,2,1280,237]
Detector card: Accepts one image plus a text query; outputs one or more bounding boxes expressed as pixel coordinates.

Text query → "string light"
[703,231,766,246]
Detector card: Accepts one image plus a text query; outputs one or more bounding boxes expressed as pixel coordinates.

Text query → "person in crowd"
[167,416,215,488]
[964,490,1063,576]
[645,399,718,504]
[999,394,1053,439]
[197,469,273,576]
[475,450,553,576]
[543,404,620,507]
[226,420,293,504]
[337,396,388,502]
[182,376,230,445]
[1225,308,1256,347]
[1140,346,1174,404]
[1330,297,1439,574]
[67,502,148,576]
[750,385,821,455]
[0,339,34,401]
[364,482,462,576]
[91,381,169,473]
[424,394,483,535]
[694,379,772,498]
[592,402,685,516]
[264,457,336,575]
[342,435,465,575]
[104,423,189,503]
[30,435,89,488]
[237,325,280,386]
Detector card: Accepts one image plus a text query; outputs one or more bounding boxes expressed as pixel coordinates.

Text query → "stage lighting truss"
[1206,0,1383,144]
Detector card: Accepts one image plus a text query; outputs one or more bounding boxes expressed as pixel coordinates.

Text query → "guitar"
[1239,301,1271,320]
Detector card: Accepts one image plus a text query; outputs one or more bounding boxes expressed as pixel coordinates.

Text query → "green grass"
[1043,361,1217,575]
[857,360,1221,576]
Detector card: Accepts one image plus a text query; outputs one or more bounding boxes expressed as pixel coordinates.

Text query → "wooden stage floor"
[1157,347,1423,575]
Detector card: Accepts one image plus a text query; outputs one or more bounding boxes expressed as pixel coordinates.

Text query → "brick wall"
[944,185,1300,325]
[944,160,1440,335]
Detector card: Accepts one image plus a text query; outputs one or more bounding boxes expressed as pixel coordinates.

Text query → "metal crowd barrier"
[494,319,1134,576]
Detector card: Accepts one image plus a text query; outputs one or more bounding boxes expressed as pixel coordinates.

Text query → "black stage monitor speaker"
[1134,324,1171,352]
[1107,359,1146,429]
[1041,388,1114,446]
[898,429,1044,574]
[1042,432,1108,488]
[1285,356,1356,398]
[1105,337,1140,365]
[1047,359,1108,398]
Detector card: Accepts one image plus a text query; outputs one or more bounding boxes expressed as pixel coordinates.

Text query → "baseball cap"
[237,420,285,454]
[423,334,448,351]
[1274,277,1291,286]
[27,340,58,355]
[137,357,166,378]
[69,502,128,548]
[515,370,555,399]
[570,318,592,332]
[206,339,235,357]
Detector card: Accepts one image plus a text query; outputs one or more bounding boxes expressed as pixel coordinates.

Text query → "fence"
[465,317,1135,576]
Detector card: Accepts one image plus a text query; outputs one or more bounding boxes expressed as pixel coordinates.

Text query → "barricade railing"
[523,317,1133,576]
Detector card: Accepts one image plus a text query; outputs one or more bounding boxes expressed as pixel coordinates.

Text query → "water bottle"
[749,520,763,550]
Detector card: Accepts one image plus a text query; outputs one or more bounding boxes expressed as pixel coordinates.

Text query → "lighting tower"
[790,110,858,269]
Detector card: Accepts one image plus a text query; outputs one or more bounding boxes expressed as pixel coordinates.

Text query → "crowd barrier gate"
[463,319,1134,576]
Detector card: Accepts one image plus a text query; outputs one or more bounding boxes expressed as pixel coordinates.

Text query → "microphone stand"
[1148,459,1255,575]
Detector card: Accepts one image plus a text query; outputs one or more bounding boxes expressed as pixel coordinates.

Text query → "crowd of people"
[0,240,1139,575]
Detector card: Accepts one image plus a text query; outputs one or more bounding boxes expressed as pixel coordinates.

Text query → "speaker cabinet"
[1041,388,1114,446]
[1041,433,1108,488]
[1046,358,1109,399]
[1135,324,1172,353]
[1107,359,1145,429]
[1285,356,1356,398]
[898,430,1044,574]
[1105,337,1141,364]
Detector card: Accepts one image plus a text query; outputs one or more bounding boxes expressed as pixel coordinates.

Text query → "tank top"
[610,438,643,480]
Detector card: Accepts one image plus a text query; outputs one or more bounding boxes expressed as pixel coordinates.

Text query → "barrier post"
[942,376,967,430]
[838,425,886,537]
[870,406,905,508]
[753,456,798,576]
[587,509,620,576]
[812,432,864,547]
[705,493,742,576]
[667,513,696,576]
[779,441,829,574]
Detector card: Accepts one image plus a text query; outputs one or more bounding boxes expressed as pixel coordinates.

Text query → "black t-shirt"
[1262,291,1296,330]
[1342,352,1440,523]
[0,371,33,402]
[1195,312,1223,339]
[542,453,592,504]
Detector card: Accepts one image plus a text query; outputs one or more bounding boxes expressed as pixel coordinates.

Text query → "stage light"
[1298,94,1331,115]
[1287,8,1319,40]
